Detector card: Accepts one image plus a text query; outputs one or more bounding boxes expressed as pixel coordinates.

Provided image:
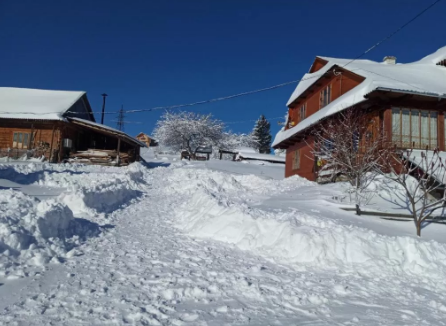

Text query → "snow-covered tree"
[153,111,225,156]
[220,132,257,151]
[252,115,272,154]
[377,148,446,237]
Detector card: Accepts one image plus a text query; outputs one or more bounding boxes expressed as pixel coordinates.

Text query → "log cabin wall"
[0,120,61,160]
[0,119,143,164]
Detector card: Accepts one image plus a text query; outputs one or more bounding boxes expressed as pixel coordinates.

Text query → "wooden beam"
[117,138,121,166]
[28,124,34,149]
[58,127,64,163]
[48,125,56,163]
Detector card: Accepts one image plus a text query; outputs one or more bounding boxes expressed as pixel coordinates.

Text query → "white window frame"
[300,103,306,121]
[320,84,332,109]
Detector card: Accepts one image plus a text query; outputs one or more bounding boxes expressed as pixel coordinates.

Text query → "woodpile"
[69,149,131,166]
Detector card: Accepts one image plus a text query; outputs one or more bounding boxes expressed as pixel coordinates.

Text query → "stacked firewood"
[69,149,130,165]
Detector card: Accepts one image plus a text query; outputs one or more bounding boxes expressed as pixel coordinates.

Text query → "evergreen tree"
[252,115,272,154]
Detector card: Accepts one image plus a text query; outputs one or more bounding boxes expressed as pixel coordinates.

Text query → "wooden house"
[0,87,146,165]
[272,46,446,181]
[136,132,153,147]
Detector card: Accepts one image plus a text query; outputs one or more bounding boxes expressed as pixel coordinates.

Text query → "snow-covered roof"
[235,147,257,153]
[238,152,285,163]
[274,46,446,147]
[0,87,86,120]
[68,117,147,148]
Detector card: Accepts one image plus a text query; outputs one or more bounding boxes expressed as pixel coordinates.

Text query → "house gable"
[287,65,364,130]
[308,57,328,73]
[64,94,95,122]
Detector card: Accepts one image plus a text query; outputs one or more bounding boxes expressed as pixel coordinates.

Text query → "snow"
[0,149,446,324]
[234,146,257,153]
[0,87,84,120]
[404,149,446,184]
[274,46,446,147]
[238,151,285,163]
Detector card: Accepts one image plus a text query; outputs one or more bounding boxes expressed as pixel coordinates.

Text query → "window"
[12,132,31,149]
[392,108,438,149]
[292,149,300,170]
[300,104,306,121]
[320,84,331,109]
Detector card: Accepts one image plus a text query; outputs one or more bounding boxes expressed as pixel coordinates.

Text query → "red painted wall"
[287,68,364,127]
[285,137,316,180]
[283,58,364,180]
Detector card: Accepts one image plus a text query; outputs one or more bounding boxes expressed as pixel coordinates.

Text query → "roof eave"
[371,87,446,99]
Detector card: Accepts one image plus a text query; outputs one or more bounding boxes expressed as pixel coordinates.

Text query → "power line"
[226,116,284,125]
[341,0,443,68]
[89,0,443,116]
[110,120,143,124]
[0,0,441,118]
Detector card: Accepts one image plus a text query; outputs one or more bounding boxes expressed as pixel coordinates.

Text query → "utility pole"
[116,105,125,131]
[101,93,108,124]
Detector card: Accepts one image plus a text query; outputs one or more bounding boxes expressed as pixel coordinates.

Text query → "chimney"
[383,56,396,64]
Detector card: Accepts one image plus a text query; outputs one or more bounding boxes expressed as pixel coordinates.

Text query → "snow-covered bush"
[274,148,286,157]
[220,132,257,151]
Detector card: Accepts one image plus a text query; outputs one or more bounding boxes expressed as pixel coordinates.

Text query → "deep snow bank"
[0,189,74,277]
[0,162,147,217]
[0,162,150,277]
[168,167,446,278]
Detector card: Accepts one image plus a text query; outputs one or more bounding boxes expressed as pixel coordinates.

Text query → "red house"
[272,46,446,181]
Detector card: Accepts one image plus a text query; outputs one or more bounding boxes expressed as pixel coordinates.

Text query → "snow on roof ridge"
[0,86,86,93]
[414,45,446,65]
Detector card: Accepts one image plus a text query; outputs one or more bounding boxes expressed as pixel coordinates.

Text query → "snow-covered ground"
[0,148,446,325]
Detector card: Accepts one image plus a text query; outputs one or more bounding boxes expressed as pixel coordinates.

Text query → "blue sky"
[0,0,445,138]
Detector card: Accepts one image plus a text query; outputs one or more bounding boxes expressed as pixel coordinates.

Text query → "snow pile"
[162,168,312,200]
[0,163,147,218]
[0,154,45,163]
[0,162,151,277]
[171,167,446,278]
[0,190,73,277]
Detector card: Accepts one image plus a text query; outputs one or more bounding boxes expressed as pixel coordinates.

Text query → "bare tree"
[153,111,225,157]
[378,148,446,237]
[311,108,385,205]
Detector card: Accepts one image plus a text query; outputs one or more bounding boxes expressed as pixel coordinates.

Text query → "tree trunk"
[416,220,421,237]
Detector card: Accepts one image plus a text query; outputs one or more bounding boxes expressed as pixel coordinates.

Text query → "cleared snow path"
[0,161,446,325]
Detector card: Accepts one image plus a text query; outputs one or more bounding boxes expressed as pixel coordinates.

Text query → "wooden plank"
[49,125,56,163]
[117,138,121,166]
[340,207,446,220]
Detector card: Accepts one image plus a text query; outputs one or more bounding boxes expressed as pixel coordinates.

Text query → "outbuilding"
[0,87,145,165]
